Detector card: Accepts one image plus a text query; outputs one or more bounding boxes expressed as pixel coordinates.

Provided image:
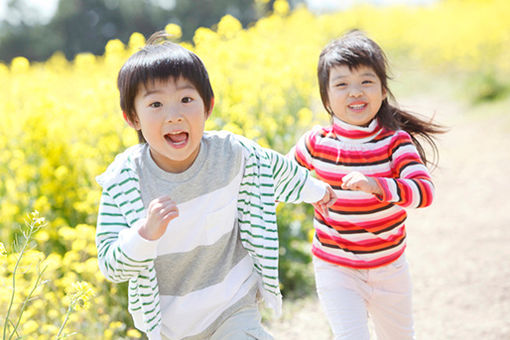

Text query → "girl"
[289,30,444,340]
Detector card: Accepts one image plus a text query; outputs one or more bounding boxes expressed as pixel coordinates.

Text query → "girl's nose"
[349,87,363,97]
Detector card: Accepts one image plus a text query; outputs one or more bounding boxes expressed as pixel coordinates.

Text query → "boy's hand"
[312,185,337,218]
[341,171,382,196]
[138,196,179,241]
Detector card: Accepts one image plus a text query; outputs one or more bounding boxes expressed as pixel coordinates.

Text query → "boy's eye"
[182,97,193,103]
[149,102,162,108]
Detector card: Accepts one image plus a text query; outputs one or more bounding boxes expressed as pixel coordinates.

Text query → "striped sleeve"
[96,191,158,283]
[373,131,434,208]
[289,129,317,171]
[269,148,326,204]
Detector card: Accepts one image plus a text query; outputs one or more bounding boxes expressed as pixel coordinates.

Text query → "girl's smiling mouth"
[348,102,368,112]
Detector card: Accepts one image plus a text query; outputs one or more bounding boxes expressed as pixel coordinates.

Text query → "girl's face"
[327,64,386,127]
[129,76,211,173]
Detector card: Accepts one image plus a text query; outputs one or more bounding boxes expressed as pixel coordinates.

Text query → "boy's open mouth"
[165,131,188,147]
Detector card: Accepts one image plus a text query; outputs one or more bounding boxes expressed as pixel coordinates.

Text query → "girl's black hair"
[318,30,445,167]
[117,31,214,143]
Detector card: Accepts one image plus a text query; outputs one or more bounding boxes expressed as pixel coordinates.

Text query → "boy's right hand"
[312,185,337,218]
[138,196,179,240]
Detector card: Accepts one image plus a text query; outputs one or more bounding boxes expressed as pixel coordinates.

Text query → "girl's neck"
[331,117,382,143]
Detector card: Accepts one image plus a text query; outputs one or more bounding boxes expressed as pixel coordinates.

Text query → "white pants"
[313,255,415,340]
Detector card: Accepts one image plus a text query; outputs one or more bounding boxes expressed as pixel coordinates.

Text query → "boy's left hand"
[313,185,337,218]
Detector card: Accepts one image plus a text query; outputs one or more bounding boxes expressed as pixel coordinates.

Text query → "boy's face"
[327,64,386,127]
[129,77,211,173]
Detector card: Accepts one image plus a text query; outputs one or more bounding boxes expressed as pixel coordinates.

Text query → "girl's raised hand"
[341,171,382,196]
[138,195,179,240]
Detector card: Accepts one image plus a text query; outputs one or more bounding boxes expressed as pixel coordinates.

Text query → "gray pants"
[162,305,273,340]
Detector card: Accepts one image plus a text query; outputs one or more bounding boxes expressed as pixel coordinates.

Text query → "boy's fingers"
[163,210,179,222]
[321,204,329,217]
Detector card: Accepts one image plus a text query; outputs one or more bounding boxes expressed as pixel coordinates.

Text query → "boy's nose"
[168,116,184,123]
[166,109,184,123]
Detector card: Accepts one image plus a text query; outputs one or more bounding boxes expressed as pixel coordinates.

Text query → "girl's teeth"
[350,104,365,109]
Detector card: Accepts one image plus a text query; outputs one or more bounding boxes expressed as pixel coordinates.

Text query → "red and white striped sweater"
[291,117,434,269]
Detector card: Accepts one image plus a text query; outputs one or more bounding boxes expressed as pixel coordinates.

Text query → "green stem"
[3,233,30,340]
[7,319,20,340]
[56,304,74,339]
[8,266,47,340]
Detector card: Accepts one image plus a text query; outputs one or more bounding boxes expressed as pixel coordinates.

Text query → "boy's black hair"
[317,29,445,167]
[118,31,214,143]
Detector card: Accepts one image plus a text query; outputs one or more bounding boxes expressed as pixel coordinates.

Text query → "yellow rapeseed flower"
[273,0,290,16]
[127,328,143,338]
[128,32,146,50]
[165,23,182,40]
[11,56,30,73]
[66,281,95,311]
[22,319,39,334]
[217,15,242,39]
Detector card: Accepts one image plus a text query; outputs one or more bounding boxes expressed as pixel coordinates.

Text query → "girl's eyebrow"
[330,74,348,81]
[360,72,377,78]
[330,72,377,82]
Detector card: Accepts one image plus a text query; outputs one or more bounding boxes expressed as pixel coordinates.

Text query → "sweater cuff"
[118,218,160,261]
[300,177,327,203]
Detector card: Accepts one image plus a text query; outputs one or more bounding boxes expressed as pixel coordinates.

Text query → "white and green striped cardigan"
[95,132,326,339]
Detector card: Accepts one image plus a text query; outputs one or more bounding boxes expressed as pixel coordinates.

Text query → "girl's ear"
[382,87,388,100]
[123,111,140,130]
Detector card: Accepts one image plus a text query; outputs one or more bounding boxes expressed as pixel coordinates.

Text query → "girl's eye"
[362,80,374,85]
[149,102,162,108]
[182,97,193,103]
[335,82,347,87]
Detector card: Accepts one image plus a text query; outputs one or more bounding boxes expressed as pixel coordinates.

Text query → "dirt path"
[265,95,510,339]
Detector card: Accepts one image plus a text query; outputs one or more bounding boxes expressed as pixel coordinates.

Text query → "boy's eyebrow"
[142,89,162,97]
[142,83,196,97]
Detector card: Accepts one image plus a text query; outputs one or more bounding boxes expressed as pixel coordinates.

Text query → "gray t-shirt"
[133,131,258,340]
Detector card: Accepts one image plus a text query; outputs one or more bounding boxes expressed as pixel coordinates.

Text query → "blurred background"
[1,0,509,339]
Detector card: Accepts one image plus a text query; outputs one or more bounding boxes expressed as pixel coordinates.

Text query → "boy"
[95,31,336,340]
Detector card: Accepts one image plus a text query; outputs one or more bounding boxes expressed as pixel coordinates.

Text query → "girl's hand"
[138,196,179,240]
[341,171,382,196]
[313,185,337,218]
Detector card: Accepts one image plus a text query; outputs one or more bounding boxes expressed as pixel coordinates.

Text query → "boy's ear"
[123,111,140,130]
[206,98,215,118]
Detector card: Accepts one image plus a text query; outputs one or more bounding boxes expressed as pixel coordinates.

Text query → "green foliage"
[466,69,509,103]
[0,0,305,63]
[277,204,316,298]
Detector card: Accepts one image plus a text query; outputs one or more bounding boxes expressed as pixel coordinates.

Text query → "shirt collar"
[331,116,382,143]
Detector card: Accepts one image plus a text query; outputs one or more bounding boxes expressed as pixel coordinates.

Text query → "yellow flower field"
[1,0,509,338]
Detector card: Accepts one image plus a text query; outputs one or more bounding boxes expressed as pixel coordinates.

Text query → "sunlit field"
[1,0,509,338]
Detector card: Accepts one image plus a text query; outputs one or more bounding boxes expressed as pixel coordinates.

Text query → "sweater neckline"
[331,117,383,143]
